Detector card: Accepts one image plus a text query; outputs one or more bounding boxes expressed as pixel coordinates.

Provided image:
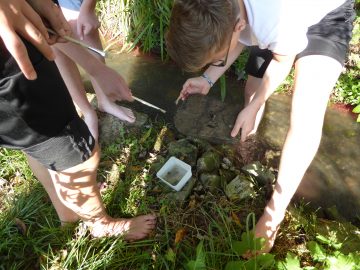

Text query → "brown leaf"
[188,198,197,209]
[231,212,242,227]
[174,228,186,244]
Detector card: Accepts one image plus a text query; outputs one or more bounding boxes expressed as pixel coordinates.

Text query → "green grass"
[1,122,359,269]
[1,2,359,269]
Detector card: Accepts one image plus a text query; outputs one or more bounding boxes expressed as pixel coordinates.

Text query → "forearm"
[204,43,244,84]
[251,55,295,108]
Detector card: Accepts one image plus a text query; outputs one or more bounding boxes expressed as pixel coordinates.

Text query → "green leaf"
[186,240,206,270]
[326,254,356,270]
[357,114,360,123]
[352,104,360,114]
[315,234,342,250]
[307,241,327,262]
[277,253,302,270]
[225,261,245,270]
[231,232,265,256]
[244,253,275,269]
[165,248,176,263]
[139,127,152,144]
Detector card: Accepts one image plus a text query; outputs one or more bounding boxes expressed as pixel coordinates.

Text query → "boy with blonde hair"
[166,0,355,254]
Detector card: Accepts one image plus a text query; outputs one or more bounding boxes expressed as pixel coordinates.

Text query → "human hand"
[77,5,100,40]
[179,76,211,101]
[231,102,261,142]
[96,66,133,102]
[0,0,71,80]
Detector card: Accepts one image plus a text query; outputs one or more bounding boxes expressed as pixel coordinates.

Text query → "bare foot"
[98,100,136,124]
[89,214,156,241]
[82,108,99,141]
[243,210,282,258]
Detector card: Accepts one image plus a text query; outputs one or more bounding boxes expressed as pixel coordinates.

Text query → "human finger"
[77,22,85,40]
[18,16,54,61]
[180,82,190,98]
[240,122,254,142]
[47,3,71,37]
[1,28,37,80]
[82,23,92,37]
[230,116,243,138]
[22,1,50,41]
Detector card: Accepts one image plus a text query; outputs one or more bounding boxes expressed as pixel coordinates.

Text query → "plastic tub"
[156,156,192,191]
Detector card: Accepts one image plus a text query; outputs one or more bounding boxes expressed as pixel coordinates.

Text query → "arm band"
[201,73,214,88]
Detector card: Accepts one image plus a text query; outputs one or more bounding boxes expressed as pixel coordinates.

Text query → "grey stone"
[174,96,241,144]
[166,177,196,202]
[222,157,233,167]
[168,139,198,166]
[200,173,221,193]
[196,151,221,173]
[242,161,276,186]
[225,175,255,201]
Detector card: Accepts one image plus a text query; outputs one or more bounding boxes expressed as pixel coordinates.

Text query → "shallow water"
[87,52,360,223]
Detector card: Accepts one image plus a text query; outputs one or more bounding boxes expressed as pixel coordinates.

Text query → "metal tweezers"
[47,28,106,57]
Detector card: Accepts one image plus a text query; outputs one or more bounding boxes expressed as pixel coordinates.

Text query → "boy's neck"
[238,0,248,23]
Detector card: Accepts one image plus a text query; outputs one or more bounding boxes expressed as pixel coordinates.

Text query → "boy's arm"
[204,42,245,85]
[77,0,100,40]
[231,54,295,141]
[252,54,295,104]
[180,43,244,99]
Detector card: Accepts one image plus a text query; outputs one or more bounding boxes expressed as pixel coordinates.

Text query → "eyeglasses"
[209,17,240,68]
[209,34,232,67]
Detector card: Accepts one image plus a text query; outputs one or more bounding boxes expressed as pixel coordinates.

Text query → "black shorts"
[0,38,95,171]
[245,0,355,78]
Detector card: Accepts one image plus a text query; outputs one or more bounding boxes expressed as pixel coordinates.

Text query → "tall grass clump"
[97,0,172,60]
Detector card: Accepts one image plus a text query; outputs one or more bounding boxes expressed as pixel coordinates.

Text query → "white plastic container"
[156,156,192,191]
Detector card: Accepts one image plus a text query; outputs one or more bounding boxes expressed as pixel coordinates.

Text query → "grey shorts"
[245,0,355,78]
[0,38,95,171]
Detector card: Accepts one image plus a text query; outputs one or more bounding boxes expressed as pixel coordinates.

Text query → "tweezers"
[47,28,106,57]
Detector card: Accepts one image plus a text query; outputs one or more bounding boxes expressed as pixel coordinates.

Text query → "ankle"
[84,213,112,227]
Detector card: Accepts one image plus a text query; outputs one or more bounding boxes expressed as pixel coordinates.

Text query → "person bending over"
[166,0,355,254]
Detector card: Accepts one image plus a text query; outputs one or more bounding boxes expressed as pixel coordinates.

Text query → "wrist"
[201,73,214,88]
[250,96,265,109]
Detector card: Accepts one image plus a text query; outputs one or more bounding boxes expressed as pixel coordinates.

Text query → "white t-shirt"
[239,0,346,55]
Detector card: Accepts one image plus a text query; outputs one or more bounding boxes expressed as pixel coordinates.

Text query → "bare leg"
[53,47,99,140]
[244,75,265,135]
[27,144,156,240]
[251,55,343,254]
[26,154,79,224]
[56,7,135,123]
[83,29,136,123]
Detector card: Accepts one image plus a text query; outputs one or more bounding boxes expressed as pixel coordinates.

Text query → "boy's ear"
[234,19,246,32]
